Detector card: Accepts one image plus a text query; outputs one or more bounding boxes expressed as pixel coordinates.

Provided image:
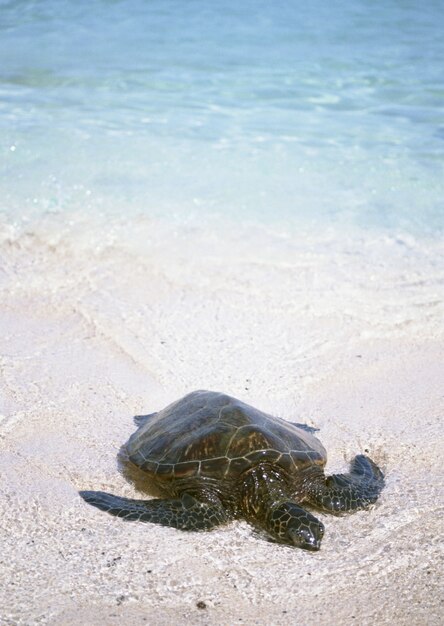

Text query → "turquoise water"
[1,0,444,233]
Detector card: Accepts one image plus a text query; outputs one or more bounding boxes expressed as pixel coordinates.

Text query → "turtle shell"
[125,390,327,483]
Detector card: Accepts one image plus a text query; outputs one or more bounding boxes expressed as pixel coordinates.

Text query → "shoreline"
[1,212,443,624]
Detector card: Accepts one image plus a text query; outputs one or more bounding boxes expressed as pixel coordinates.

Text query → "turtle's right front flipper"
[79,491,227,531]
[307,455,385,512]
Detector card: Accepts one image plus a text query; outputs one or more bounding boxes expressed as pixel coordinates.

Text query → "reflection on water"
[1,0,443,233]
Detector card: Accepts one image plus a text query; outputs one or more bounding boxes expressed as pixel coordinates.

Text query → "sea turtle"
[80,390,384,550]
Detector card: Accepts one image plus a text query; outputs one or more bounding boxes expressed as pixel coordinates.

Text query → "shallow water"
[1,0,444,233]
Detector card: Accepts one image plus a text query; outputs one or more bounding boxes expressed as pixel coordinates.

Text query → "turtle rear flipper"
[79,491,227,531]
[309,455,385,512]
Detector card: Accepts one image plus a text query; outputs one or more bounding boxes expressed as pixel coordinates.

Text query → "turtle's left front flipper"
[79,491,228,531]
[308,455,385,512]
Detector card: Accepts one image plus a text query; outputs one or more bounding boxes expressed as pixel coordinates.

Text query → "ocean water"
[1,0,443,235]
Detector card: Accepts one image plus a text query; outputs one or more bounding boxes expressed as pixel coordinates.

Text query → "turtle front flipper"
[79,491,228,531]
[133,412,157,426]
[308,455,385,512]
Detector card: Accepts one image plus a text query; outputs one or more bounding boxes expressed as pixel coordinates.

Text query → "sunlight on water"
[1,0,443,233]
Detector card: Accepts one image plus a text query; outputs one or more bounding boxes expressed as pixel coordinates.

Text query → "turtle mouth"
[300,540,321,552]
[288,528,322,551]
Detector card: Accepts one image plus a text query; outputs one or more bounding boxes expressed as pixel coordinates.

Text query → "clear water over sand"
[1,0,444,232]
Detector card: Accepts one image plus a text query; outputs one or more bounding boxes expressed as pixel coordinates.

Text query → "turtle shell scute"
[125,390,327,482]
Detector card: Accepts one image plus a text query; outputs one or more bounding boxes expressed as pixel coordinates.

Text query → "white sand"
[1,214,443,625]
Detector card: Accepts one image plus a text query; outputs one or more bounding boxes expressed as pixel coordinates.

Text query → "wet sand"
[1,214,443,625]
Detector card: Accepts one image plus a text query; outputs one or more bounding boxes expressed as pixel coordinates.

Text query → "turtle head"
[269,502,324,551]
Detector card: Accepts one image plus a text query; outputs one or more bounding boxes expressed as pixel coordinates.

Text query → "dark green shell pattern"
[125,390,327,484]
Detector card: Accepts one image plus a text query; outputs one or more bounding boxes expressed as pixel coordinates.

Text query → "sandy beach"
[0,213,443,625]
